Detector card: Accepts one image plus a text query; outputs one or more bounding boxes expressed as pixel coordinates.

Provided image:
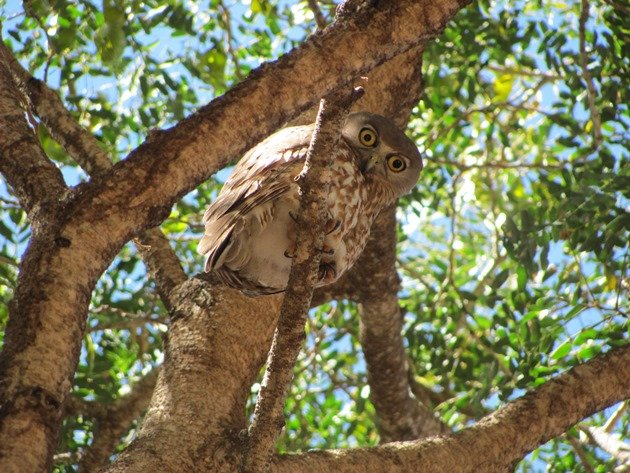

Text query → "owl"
[198,112,423,296]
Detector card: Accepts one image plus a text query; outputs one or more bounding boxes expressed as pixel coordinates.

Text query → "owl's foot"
[318,261,337,282]
[289,212,341,236]
[285,244,333,258]
[324,218,341,235]
[320,244,335,255]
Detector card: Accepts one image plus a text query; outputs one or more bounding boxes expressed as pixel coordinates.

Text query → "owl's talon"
[318,261,337,282]
[320,245,335,255]
[284,249,296,259]
[325,219,342,235]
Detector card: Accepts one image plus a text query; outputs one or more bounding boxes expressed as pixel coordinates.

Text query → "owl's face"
[341,112,423,197]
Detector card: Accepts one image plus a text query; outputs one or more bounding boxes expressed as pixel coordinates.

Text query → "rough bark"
[0,60,74,473]
[104,277,284,473]
[0,62,66,223]
[271,344,630,472]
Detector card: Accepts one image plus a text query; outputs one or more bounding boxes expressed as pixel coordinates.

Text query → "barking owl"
[198,112,423,296]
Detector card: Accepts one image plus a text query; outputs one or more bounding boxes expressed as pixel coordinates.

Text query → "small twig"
[604,401,628,433]
[218,0,245,81]
[241,85,363,473]
[567,433,597,473]
[579,0,603,148]
[307,0,328,30]
[580,425,630,467]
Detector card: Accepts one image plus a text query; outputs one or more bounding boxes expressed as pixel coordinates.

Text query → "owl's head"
[341,112,423,197]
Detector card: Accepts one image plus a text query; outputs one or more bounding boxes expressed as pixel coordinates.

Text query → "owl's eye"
[387,155,407,172]
[358,127,378,147]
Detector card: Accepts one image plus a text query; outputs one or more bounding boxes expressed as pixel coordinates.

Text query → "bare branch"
[580,425,630,467]
[272,344,630,472]
[356,209,448,441]
[133,231,187,306]
[218,0,245,81]
[604,401,628,433]
[307,0,328,30]
[0,61,66,221]
[243,86,364,473]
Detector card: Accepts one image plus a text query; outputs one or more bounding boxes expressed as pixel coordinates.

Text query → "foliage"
[0,0,628,471]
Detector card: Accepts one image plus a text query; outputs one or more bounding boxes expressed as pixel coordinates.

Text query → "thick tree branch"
[0,61,66,222]
[104,278,284,473]
[243,87,364,473]
[272,344,630,472]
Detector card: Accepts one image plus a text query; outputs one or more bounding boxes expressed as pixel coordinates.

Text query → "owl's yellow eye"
[358,127,378,147]
[387,155,407,172]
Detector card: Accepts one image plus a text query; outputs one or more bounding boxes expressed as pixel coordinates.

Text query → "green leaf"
[551,340,572,360]
[516,265,527,291]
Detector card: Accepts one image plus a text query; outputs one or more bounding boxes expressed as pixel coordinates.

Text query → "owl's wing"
[199,124,314,272]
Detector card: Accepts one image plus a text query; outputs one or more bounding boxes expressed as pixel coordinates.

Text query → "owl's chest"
[325,160,368,232]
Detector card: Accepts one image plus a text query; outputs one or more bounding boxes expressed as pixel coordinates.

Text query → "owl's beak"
[361,155,379,174]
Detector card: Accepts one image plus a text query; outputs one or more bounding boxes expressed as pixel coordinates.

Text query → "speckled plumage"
[198,112,423,296]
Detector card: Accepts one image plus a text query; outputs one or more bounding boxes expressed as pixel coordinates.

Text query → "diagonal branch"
[307,0,328,30]
[580,425,630,467]
[242,86,364,473]
[272,344,630,472]
[0,61,66,222]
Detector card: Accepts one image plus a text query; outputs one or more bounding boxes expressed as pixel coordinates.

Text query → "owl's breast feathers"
[199,114,415,296]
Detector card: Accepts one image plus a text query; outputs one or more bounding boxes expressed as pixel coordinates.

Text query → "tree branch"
[242,86,364,473]
[580,425,630,467]
[272,344,630,472]
[103,278,285,473]
[0,61,66,222]
[356,209,448,441]
[307,0,328,30]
